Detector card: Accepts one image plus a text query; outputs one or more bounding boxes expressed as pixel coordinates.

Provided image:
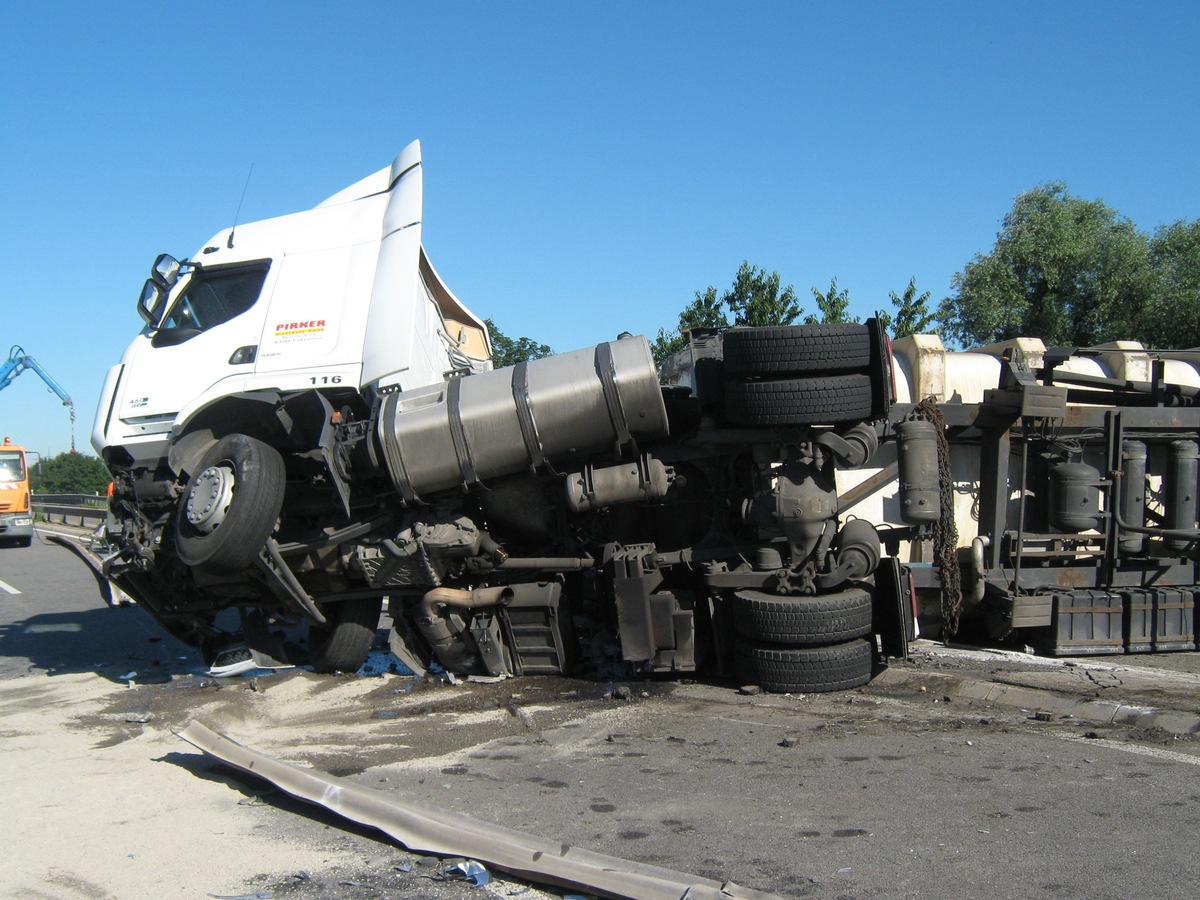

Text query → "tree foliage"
[652,261,802,364]
[1144,219,1200,349]
[725,261,802,327]
[29,452,111,495]
[881,277,938,338]
[485,318,553,367]
[936,182,1162,348]
[651,285,729,362]
[805,277,857,325]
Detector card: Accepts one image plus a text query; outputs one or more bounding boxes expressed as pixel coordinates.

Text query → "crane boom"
[1,345,76,450]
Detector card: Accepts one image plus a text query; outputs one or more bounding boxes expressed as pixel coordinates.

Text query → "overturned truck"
[92,143,1200,693]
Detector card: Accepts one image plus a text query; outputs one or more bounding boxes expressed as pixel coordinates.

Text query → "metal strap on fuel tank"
[379,393,420,505]
[595,342,632,450]
[510,361,545,471]
[445,375,478,487]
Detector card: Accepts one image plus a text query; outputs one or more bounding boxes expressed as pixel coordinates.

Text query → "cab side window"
[157,264,269,341]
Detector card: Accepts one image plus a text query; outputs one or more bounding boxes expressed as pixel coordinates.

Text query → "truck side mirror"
[137,279,167,326]
[152,253,182,288]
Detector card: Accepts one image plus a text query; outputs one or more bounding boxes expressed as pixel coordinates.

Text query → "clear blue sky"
[3,1,1198,458]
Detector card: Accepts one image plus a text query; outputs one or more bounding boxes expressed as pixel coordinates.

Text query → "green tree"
[651,285,729,363]
[652,261,803,365]
[485,318,553,367]
[937,182,1152,348]
[725,261,802,327]
[805,277,857,325]
[881,277,938,338]
[29,452,111,494]
[1145,219,1200,348]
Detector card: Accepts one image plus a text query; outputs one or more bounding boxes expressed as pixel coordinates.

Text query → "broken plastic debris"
[208,646,256,678]
[449,859,490,885]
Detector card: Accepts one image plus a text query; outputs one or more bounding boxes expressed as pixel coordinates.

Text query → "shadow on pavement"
[0,605,202,682]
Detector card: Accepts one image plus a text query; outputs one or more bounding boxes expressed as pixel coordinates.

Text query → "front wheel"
[175,434,286,572]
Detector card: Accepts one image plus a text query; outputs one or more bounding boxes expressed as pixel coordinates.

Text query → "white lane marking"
[1059,733,1200,767]
[0,579,20,595]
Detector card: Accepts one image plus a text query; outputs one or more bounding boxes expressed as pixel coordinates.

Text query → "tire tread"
[723,325,871,376]
[735,637,873,693]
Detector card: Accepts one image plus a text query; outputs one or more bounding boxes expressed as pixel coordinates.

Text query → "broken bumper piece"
[178,720,782,900]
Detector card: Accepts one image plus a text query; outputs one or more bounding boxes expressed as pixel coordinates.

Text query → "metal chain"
[914,397,961,637]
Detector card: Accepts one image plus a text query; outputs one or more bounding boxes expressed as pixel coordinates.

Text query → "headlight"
[10,517,32,527]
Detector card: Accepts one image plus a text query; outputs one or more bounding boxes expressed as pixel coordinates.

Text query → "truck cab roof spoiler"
[315,140,423,209]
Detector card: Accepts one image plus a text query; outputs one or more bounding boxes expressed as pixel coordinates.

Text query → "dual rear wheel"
[732,587,874,692]
[720,324,876,427]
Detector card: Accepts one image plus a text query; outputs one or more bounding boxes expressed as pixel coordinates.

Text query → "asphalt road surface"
[4,528,1200,899]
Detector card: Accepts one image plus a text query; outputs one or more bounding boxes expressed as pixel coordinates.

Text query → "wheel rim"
[185,463,235,533]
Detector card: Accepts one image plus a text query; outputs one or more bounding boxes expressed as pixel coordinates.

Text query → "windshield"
[0,450,25,483]
[158,264,269,337]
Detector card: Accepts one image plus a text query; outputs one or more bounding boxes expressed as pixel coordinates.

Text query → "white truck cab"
[93,140,490,474]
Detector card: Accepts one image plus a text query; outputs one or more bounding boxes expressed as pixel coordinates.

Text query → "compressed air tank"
[1165,440,1199,552]
[1118,440,1147,555]
[374,336,669,501]
[1049,462,1101,532]
[895,418,940,524]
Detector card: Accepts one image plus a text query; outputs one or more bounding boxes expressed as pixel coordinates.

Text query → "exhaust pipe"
[416,586,513,673]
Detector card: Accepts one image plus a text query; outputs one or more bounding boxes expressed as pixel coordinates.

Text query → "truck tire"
[723,374,873,426]
[175,434,286,572]
[733,587,873,644]
[723,325,871,377]
[309,597,382,673]
[735,637,873,693]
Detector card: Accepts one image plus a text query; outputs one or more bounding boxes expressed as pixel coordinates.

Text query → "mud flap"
[388,621,429,677]
[874,556,913,660]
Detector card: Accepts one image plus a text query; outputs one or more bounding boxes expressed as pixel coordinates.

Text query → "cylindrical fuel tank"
[1165,440,1199,551]
[375,336,669,500]
[1119,440,1146,555]
[895,418,940,524]
[1049,462,1101,532]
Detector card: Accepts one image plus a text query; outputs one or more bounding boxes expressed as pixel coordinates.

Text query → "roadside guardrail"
[32,493,108,528]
